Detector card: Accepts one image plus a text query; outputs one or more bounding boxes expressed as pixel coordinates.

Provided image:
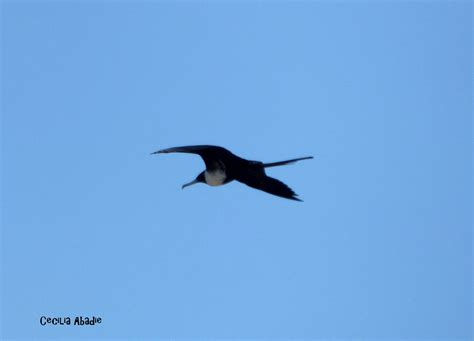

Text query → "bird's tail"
[262,156,313,168]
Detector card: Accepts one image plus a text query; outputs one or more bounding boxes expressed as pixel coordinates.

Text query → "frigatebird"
[152,145,313,201]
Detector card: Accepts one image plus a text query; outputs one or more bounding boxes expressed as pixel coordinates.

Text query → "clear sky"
[1,1,472,340]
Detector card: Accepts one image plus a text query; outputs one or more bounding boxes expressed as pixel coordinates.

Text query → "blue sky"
[1,1,472,340]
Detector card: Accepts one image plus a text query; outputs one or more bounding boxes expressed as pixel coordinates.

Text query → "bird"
[151,145,313,201]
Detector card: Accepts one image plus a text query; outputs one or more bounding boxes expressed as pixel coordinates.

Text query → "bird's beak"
[182,179,199,189]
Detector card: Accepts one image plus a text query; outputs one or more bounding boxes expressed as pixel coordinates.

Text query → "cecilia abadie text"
[40,316,101,326]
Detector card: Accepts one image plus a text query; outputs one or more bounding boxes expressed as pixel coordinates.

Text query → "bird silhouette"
[152,145,313,201]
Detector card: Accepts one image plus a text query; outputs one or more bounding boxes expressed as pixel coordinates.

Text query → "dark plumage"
[151,145,313,201]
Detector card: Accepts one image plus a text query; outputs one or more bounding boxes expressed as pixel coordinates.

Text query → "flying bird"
[151,145,313,201]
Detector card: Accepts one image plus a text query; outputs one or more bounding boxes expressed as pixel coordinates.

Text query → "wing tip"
[151,149,167,155]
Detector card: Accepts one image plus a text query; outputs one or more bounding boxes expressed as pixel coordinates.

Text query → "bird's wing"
[152,145,239,170]
[237,175,302,201]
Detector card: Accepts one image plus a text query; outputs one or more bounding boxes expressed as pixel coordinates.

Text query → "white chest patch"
[204,170,227,186]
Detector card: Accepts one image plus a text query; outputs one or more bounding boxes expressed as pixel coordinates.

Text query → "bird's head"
[182,171,205,189]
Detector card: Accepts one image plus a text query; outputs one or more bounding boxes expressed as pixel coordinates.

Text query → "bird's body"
[204,169,227,186]
[152,145,313,201]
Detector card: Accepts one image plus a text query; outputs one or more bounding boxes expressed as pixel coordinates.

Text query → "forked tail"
[263,156,313,168]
